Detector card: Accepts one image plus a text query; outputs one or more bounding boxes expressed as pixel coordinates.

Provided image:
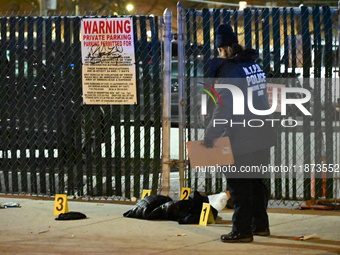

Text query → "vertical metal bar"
[93,106,103,196]
[18,17,25,79]
[8,17,15,79]
[55,17,66,195]
[63,17,74,195]
[67,23,74,195]
[32,17,45,195]
[8,17,18,194]
[290,8,297,200]
[84,105,93,196]
[0,17,7,86]
[161,8,172,196]
[0,17,11,193]
[301,6,312,200]
[290,9,297,75]
[132,16,140,199]
[262,8,270,75]
[14,15,24,193]
[57,16,67,195]
[312,5,322,78]
[283,8,289,73]
[123,105,131,198]
[103,105,112,197]
[272,8,281,77]
[213,8,221,193]
[185,10,193,190]
[222,9,230,25]
[52,16,62,195]
[42,17,54,195]
[73,17,84,197]
[312,5,323,198]
[202,8,211,194]
[0,18,8,192]
[123,12,132,198]
[37,16,46,195]
[45,17,54,196]
[113,105,122,196]
[38,17,51,195]
[26,17,35,194]
[244,8,252,49]
[17,16,26,194]
[2,20,9,192]
[202,9,211,79]
[69,18,77,196]
[192,10,200,147]
[191,10,200,191]
[213,8,220,58]
[282,8,290,199]
[233,10,238,38]
[261,8,271,195]
[322,5,334,198]
[140,16,151,191]
[272,8,282,199]
[254,9,259,51]
[177,2,185,192]
[150,16,161,195]
[18,17,27,192]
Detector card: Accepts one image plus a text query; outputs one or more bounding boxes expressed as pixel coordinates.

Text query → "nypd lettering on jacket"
[242,64,266,96]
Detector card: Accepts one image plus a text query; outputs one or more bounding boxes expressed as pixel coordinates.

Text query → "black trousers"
[226,148,270,235]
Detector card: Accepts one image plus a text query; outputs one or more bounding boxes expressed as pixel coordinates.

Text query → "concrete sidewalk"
[0,197,339,255]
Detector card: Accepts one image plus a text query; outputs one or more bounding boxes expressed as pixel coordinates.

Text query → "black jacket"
[204,49,276,156]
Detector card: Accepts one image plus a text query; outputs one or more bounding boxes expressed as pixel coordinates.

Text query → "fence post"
[177,2,185,191]
[161,8,172,196]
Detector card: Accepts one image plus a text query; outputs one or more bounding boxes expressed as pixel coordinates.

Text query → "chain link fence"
[1,5,340,207]
[0,15,163,200]
[177,6,340,207]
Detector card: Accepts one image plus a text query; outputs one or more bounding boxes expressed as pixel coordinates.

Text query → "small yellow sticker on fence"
[141,189,151,199]
[199,203,215,226]
[180,188,191,200]
[54,194,69,215]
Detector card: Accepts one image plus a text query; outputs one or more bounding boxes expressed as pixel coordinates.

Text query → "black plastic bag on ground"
[150,191,218,224]
[177,191,218,224]
[123,191,218,224]
[149,200,192,221]
[55,211,87,220]
[123,195,172,220]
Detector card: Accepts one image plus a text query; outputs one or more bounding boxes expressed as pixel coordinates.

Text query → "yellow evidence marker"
[54,194,69,215]
[141,189,151,199]
[199,202,215,226]
[180,187,191,200]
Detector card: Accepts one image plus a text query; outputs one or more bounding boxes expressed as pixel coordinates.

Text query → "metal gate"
[0,15,163,200]
[174,4,340,206]
[1,5,340,206]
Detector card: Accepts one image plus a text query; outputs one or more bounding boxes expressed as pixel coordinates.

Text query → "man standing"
[204,24,276,243]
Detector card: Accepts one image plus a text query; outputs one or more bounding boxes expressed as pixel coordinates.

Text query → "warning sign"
[81,18,137,105]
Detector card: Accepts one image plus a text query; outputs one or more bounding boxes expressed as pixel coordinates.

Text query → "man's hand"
[203,138,214,148]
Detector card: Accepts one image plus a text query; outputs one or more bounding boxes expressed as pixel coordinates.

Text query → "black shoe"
[253,227,270,236]
[220,232,253,243]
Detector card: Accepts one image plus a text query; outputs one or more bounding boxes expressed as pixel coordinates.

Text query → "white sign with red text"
[81,18,137,105]
[266,83,285,112]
